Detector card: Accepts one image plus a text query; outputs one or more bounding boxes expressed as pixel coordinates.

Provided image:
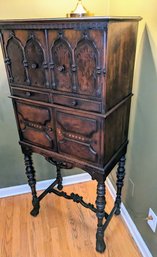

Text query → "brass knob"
[57,65,65,72]
[31,63,38,69]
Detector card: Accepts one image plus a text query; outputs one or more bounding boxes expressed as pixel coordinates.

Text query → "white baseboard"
[106,178,152,257]
[0,173,152,257]
[0,173,91,198]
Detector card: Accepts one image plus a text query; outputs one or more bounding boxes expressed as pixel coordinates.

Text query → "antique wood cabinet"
[0,17,141,253]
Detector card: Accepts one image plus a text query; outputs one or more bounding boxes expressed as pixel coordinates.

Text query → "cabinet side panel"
[105,22,138,110]
[104,99,131,165]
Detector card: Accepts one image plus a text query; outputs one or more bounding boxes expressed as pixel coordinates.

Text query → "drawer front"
[11,88,50,103]
[56,110,101,164]
[53,94,101,113]
[15,101,56,150]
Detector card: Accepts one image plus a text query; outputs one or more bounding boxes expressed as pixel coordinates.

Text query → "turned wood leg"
[115,155,126,215]
[95,182,106,253]
[24,153,40,217]
[56,165,63,191]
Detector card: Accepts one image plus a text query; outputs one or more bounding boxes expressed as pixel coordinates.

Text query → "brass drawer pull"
[25,91,31,97]
[48,127,53,132]
[71,100,78,107]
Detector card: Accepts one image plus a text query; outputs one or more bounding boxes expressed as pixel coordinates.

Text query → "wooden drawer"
[53,94,101,113]
[11,88,50,103]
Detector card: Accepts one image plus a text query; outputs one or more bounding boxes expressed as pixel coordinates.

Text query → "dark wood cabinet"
[0,16,141,253]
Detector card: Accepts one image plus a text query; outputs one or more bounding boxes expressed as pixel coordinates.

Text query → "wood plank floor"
[0,180,142,257]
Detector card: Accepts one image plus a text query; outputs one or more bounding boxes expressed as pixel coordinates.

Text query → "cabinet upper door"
[55,110,102,164]
[48,29,105,99]
[2,30,49,88]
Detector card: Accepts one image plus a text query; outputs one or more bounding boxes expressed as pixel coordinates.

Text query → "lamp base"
[67,0,93,18]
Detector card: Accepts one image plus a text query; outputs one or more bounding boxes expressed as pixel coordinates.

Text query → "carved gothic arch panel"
[6,35,26,84]
[24,36,46,87]
[51,37,73,92]
[75,36,99,96]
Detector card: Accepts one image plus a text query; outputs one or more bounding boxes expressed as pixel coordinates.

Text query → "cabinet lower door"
[55,110,101,164]
[15,101,56,150]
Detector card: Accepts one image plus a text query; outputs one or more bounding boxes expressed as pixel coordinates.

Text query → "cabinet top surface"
[0,16,142,26]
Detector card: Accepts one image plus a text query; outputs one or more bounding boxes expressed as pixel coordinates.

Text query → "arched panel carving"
[75,38,98,96]
[6,36,26,84]
[51,38,73,92]
[25,37,46,87]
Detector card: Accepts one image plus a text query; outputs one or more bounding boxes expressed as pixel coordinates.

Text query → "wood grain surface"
[0,181,142,257]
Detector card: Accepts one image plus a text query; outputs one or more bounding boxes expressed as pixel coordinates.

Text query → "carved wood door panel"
[75,35,99,97]
[48,30,105,98]
[15,101,56,150]
[48,31,73,92]
[3,31,27,85]
[55,110,101,164]
[2,30,49,88]
[24,33,48,88]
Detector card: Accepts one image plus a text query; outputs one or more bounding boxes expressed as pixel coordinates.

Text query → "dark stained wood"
[51,34,73,92]
[75,34,98,96]
[11,87,50,102]
[25,34,46,87]
[0,17,141,253]
[104,98,131,165]
[6,34,26,84]
[16,101,56,150]
[56,110,101,163]
[52,94,101,113]
[105,22,138,110]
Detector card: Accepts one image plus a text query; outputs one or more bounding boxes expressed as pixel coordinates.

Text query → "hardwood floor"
[0,180,142,257]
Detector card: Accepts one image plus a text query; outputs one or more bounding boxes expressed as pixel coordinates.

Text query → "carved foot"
[57,184,63,191]
[30,206,40,217]
[114,208,121,216]
[30,198,40,217]
[96,235,106,253]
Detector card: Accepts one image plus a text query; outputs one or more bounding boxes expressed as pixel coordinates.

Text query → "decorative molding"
[0,173,91,198]
[106,178,153,257]
[0,22,107,30]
